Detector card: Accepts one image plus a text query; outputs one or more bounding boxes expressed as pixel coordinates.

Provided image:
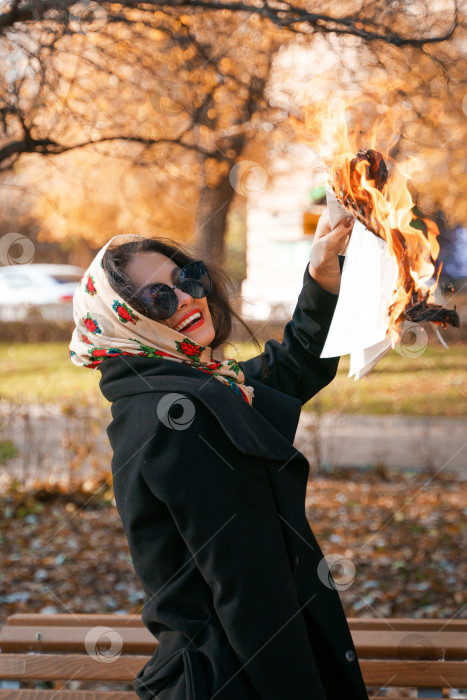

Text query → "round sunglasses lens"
[141,284,177,320]
[180,280,206,298]
[180,262,212,296]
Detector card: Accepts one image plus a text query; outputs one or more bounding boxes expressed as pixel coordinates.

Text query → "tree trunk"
[193,168,236,264]
[193,73,269,264]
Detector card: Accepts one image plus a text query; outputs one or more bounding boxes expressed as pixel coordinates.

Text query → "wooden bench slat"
[354,630,466,659]
[0,655,148,681]
[0,628,157,654]
[1,626,464,659]
[5,616,143,629]
[6,614,467,633]
[0,692,448,700]
[348,617,467,632]
[0,692,138,700]
[1,614,465,697]
[1,654,466,688]
[359,659,467,688]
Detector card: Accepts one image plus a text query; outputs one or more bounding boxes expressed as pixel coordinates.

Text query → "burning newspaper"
[320,149,460,379]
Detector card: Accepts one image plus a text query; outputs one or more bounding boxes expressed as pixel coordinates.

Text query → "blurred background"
[0,0,465,675]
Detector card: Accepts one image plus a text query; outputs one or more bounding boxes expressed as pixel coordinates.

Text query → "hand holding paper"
[320,209,398,379]
[315,142,461,380]
[326,183,352,230]
[308,208,355,295]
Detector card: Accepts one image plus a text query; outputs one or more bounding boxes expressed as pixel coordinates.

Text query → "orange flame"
[291,99,442,344]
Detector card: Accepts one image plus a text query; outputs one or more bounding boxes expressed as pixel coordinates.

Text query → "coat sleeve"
[139,398,328,700]
[238,258,344,405]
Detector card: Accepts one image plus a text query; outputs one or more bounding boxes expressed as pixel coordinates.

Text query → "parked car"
[0,264,84,322]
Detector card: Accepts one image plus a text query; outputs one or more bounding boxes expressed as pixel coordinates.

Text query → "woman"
[69,209,369,700]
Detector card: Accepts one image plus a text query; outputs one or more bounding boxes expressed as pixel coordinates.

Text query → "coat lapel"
[99,357,303,464]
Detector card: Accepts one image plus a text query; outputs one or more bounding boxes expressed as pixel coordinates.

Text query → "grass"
[231,338,466,417]
[0,343,107,407]
[0,341,466,417]
[306,345,466,417]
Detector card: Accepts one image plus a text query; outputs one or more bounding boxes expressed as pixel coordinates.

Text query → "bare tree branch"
[0,133,214,163]
[0,0,460,47]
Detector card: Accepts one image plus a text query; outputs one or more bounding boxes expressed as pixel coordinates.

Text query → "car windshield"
[50,274,82,284]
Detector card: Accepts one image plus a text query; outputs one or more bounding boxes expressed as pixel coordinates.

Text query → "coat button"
[345,650,356,662]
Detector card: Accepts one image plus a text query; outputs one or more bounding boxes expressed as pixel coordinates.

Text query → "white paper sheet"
[320,218,399,379]
[348,337,392,380]
[326,184,351,229]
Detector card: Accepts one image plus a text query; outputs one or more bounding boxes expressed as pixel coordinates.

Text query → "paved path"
[1,402,465,486]
[294,413,466,475]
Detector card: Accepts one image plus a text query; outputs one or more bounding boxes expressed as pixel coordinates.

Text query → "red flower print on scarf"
[89,348,125,358]
[112,300,139,325]
[85,274,97,296]
[83,313,102,334]
[89,348,108,357]
[207,361,222,370]
[129,339,178,359]
[175,338,203,357]
[84,360,100,368]
[81,333,92,344]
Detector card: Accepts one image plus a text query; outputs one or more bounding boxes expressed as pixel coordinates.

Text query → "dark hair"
[102,235,265,372]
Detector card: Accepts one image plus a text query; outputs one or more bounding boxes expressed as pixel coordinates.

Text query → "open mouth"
[174,310,204,333]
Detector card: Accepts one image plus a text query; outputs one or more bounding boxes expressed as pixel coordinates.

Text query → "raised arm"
[239,209,354,405]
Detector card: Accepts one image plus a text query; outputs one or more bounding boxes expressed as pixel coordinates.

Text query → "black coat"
[98,263,370,700]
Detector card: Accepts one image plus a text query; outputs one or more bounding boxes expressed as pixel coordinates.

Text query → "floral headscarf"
[69,234,255,405]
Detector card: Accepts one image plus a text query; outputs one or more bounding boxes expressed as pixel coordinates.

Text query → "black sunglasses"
[136,260,212,321]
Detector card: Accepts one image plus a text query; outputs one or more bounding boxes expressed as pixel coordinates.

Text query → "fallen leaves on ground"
[305,467,466,620]
[0,468,465,625]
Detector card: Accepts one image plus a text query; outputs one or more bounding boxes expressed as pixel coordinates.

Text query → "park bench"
[0,614,465,698]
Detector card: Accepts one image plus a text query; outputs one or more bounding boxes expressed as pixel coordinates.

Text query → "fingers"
[339,232,351,255]
[325,217,355,246]
[320,207,331,227]
[339,216,355,240]
[334,215,354,232]
[314,208,331,239]
[314,209,355,249]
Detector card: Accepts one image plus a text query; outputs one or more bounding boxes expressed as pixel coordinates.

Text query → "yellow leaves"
[218,161,230,177]
[165,163,180,177]
[198,124,213,139]
[148,28,165,41]
[204,157,230,187]
[205,157,218,168]
[219,57,234,73]
[183,45,197,60]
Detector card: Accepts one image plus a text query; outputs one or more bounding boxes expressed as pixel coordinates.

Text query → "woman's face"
[124,251,216,347]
